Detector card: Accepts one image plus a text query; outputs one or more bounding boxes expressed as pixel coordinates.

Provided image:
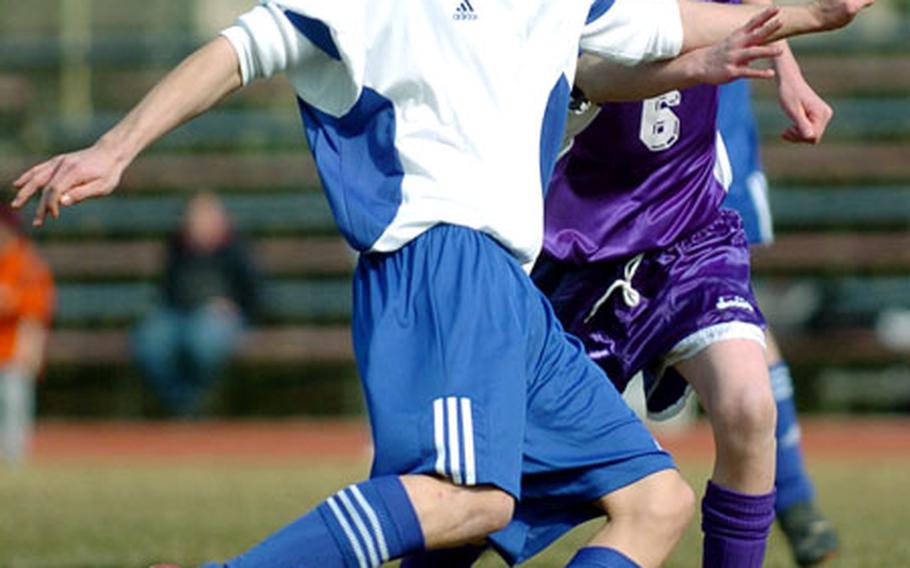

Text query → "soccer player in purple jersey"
[530,7,845,568]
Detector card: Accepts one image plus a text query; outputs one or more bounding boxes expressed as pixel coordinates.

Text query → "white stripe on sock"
[447,396,462,484]
[350,485,390,562]
[338,489,379,567]
[327,496,368,568]
[461,398,476,486]
[433,398,446,477]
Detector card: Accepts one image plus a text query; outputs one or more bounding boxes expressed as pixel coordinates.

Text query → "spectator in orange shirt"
[0,206,53,465]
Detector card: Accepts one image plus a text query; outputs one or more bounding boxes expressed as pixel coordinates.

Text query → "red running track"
[29,418,910,465]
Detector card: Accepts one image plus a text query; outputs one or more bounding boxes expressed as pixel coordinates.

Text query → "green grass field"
[2,458,909,568]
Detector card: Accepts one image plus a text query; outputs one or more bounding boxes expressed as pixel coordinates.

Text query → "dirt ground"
[30,417,910,465]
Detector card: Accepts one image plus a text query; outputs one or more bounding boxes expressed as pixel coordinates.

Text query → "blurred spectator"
[134,193,260,417]
[0,207,53,465]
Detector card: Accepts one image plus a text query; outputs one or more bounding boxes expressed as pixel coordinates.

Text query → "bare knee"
[712,381,777,452]
[678,340,776,452]
[602,470,696,540]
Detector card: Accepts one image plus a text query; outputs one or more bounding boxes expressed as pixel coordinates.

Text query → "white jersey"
[222,0,682,264]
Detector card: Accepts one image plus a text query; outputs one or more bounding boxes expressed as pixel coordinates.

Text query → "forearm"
[577,51,706,103]
[768,39,810,91]
[742,0,802,81]
[679,0,826,51]
[97,37,243,166]
[579,7,782,103]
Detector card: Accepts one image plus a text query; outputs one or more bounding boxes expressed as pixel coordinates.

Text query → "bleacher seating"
[1,19,908,415]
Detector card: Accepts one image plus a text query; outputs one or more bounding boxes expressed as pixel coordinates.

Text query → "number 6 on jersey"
[639,90,681,151]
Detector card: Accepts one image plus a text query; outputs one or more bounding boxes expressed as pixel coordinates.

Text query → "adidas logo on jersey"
[453,0,478,20]
[716,295,755,312]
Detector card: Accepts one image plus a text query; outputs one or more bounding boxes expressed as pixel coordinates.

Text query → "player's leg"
[200,226,534,567]
[615,208,774,567]
[719,81,838,564]
[674,338,777,568]
[406,251,698,568]
[202,476,512,568]
[577,470,695,568]
[489,295,691,568]
[765,330,839,566]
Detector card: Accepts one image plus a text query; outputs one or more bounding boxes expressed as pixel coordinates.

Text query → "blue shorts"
[533,210,766,421]
[353,224,675,564]
[718,80,774,246]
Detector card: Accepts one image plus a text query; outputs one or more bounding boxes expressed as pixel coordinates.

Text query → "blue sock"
[206,476,424,567]
[770,363,815,512]
[567,547,640,567]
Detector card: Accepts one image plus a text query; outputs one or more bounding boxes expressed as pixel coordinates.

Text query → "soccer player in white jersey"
[11,1,871,566]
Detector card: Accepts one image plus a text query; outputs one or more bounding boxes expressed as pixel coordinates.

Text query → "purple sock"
[701,481,775,568]
[567,547,640,567]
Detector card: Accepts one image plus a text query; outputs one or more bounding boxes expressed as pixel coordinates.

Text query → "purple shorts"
[533,208,766,419]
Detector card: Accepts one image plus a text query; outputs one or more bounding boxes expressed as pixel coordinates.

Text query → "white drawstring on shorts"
[584,253,644,323]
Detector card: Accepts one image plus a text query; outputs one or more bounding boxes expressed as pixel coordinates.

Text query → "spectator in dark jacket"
[134,193,260,417]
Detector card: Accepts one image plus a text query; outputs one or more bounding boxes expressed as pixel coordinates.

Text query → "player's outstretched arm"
[749,2,834,143]
[679,0,875,52]
[11,37,243,226]
[735,0,834,143]
[578,8,782,103]
[772,46,833,143]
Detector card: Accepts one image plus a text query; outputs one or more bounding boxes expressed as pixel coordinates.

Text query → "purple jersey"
[543,83,729,264]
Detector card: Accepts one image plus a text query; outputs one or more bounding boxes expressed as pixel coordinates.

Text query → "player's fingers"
[12,165,39,189]
[744,6,780,34]
[11,157,60,188]
[745,6,780,31]
[735,66,776,81]
[793,110,816,141]
[10,161,58,208]
[32,169,72,225]
[782,126,810,144]
[801,120,823,144]
[809,106,834,143]
[11,178,46,210]
[746,18,784,46]
[32,187,51,227]
[42,159,87,201]
[735,45,783,65]
[59,179,111,208]
[809,118,828,144]
[41,157,108,220]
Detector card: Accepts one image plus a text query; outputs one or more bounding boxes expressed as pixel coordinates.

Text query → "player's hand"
[10,142,125,227]
[777,75,833,144]
[809,0,875,31]
[696,8,784,85]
